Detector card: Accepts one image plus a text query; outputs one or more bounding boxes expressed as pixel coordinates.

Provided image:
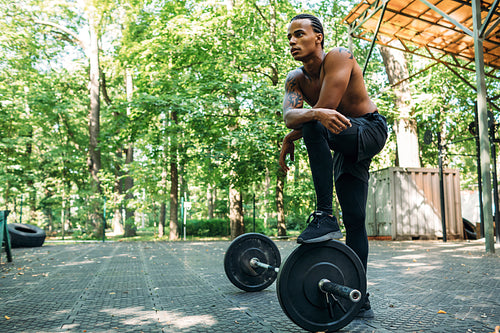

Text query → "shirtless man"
[279,14,388,318]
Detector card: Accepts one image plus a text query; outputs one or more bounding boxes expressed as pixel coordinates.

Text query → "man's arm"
[279,70,306,172]
[308,48,354,133]
[314,47,353,110]
[282,70,317,129]
[282,51,353,132]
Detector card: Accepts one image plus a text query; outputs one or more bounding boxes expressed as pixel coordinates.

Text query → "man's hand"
[279,129,303,172]
[315,108,351,134]
[279,139,295,173]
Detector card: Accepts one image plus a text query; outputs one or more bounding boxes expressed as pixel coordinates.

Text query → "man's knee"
[302,121,326,144]
[343,211,366,232]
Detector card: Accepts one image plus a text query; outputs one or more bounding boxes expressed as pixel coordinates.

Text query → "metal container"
[365,167,463,240]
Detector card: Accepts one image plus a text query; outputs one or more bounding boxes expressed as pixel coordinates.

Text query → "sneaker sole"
[356,308,374,319]
[297,231,343,244]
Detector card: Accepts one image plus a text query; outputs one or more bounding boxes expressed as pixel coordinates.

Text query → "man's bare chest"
[300,78,322,106]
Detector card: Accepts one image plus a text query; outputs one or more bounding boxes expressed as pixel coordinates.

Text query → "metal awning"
[344,0,500,77]
[343,0,498,253]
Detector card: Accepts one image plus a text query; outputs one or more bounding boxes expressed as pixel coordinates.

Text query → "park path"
[0,239,498,332]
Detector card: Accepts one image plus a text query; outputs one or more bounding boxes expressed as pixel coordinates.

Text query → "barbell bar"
[249,257,279,273]
[248,257,361,303]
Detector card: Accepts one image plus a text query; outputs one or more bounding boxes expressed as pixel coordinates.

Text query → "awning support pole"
[472,0,496,253]
[363,0,388,76]
[479,0,500,38]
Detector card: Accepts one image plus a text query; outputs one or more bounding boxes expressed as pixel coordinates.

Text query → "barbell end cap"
[349,290,362,303]
[318,278,330,289]
[249,257,260,268]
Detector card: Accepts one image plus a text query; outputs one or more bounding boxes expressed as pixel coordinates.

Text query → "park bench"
[1,210,13,263]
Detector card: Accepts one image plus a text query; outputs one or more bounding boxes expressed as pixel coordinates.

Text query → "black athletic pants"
[336,174,369,271]
[302,120,370,272]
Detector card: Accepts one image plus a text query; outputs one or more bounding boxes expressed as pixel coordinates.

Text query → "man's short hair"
[290,14,324,49]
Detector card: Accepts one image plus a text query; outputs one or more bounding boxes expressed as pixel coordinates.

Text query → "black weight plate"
[276,241,366,332]
[224,233,281,292]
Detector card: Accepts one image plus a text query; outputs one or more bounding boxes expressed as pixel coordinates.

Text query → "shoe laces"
[306,211,325,228]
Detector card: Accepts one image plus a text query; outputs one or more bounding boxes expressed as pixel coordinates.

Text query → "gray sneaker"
[297,211,343,244]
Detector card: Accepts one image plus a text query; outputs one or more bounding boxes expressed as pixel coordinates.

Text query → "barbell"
[224,233,366,332]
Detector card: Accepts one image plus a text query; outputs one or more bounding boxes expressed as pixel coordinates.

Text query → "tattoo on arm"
[338,47,354,59]
[285,75,298,91]
[284,91,303,109]
[284,75,303,110]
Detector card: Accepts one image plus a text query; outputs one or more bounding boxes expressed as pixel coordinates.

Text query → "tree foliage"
[1,0,496,237]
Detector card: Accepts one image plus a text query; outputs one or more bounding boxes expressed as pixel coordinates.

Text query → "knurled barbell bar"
[248,257,361,302]
[224,233,367,332]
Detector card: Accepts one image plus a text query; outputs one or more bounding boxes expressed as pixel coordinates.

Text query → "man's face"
[287,19,322,61]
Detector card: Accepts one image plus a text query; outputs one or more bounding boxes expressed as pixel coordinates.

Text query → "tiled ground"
[0,239,498,332]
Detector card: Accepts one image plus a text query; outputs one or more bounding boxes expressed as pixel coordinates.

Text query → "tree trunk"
[169,158,179,240]
[228,145,245,237]
[22,86,36,223]
[46,208,53,233]
[207,184,214,219]
[158,147,168,238]
[224,0,246,238]
[379,43,420,167]
[112,205,124,236]
[122,145,136,237]
[25,93,37,222]
[123,70,135,237]
[123,211,137,237]
[112,145,125,236]
[169,110,179,240]
[229,185,244,239]
[159,203,166,237]
[263,169,270,228]
[87,9,103,236]
[268,1,286,236]
[61,196,66,237]
[65,196,71,231]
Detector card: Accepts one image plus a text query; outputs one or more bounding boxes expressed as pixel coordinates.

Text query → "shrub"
[185,217,274,237]
[186,218,230,237]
